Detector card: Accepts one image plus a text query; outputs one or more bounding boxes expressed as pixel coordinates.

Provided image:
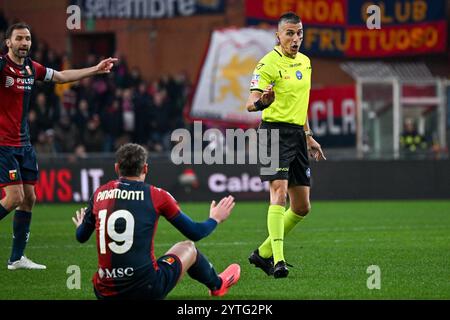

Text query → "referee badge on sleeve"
[250,74,260,88]
[306,168,311,178]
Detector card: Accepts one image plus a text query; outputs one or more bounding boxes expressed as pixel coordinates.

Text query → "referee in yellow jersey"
[246,12,326,278]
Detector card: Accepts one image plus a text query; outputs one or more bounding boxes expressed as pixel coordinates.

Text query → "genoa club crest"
[9,170,18,181]
[162,256,176,265]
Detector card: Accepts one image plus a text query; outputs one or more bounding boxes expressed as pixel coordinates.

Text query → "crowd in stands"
[1,12,190,156]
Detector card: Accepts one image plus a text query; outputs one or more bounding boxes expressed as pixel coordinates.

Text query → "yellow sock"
[263,205,285,264]
[258,208,304,259]
[284,208,304,234]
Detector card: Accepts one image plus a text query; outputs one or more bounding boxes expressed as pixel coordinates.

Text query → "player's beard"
[12,46,30,59]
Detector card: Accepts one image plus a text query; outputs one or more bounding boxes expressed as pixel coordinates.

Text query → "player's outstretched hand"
[72,207,87,228]
[96,57,119,74]
[209,195,235,224]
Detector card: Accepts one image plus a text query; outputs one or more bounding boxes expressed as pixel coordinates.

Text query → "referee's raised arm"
[246,85,275,112]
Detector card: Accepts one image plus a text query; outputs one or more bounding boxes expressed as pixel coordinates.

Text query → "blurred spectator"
[169,72,190,130]
[400,118,428,158]
[46,49,60,70]
[122,88,135,135]
[82,115,105,152]
[128,66,142,88]
[72,99,91,133]
[74,145,88,158]
[149,89,170,152]
[92,75,110,114]
[113,53,129,88]
[134,81,153,145]
[73,78,96,113]
[33,92,57,131]
[61,87,78,115]
[54,114,82,153]
[101,98,124,152]
[35,129,57,155]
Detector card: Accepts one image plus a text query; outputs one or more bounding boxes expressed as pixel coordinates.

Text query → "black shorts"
[0,146,38,187]
[94,254,183,300]
[258,121,311,187]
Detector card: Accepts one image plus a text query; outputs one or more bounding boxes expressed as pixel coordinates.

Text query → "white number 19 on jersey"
[98,209,135,254]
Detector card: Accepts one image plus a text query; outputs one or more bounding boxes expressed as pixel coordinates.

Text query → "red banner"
[246,0,348,26]
[308,85,356,147]
[343,21,447,57]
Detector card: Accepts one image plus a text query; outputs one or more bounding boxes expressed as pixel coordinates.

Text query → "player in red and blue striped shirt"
[0,22,117,270]
[72,143,241,299]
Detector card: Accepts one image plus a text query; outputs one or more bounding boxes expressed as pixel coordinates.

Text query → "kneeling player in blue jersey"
[72,143,240,299]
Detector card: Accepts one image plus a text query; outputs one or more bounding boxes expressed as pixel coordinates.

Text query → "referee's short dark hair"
[116,143,148,177]
[278,12,301,28]
[5,22,31,40]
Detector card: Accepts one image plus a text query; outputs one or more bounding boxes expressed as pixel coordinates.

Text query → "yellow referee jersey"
[249,46,312,126]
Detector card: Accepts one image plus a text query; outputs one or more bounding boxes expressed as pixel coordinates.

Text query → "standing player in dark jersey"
[0,22,117,270]
[72,143,240,299]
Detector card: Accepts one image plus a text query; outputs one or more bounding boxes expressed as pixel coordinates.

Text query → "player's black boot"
[273,261,289,278]
[248,249,274,276]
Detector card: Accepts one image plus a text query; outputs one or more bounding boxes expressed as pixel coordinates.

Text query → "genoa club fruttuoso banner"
[245,0,447,57]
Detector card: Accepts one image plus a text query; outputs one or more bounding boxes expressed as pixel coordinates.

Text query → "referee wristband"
[254,99,269,111]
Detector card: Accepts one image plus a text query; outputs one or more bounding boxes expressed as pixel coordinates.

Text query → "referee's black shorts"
[258,121,311,187]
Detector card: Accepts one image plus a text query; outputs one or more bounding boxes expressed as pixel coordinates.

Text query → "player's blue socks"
[10,210,32,262]
[187,250,222,291]
[0,203,10,221]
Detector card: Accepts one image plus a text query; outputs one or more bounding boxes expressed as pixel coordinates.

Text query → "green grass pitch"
[0,200,449,300]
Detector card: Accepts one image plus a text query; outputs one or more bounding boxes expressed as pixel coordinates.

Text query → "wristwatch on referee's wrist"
[304,130,314,137]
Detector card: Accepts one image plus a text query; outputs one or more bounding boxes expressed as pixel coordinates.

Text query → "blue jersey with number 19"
[81,178,180,297]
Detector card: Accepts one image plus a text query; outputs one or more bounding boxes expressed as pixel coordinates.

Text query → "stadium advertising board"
[34,167,109,203]
[245,0,447,57]
[8,158,448,203]
[72,0,225,19]
[26,160,269,203]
